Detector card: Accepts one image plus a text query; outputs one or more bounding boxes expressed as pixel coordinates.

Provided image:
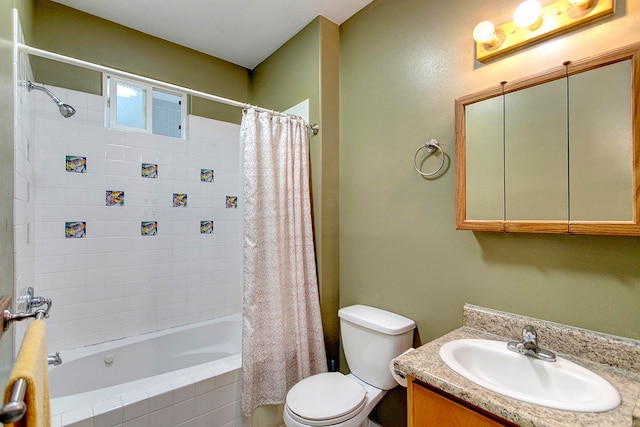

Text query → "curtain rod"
[17,43,319,135]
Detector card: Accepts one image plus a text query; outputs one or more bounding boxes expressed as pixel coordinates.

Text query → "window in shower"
[105,75,186,138]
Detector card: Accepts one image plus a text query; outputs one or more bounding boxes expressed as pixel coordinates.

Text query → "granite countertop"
[393,304,640,427]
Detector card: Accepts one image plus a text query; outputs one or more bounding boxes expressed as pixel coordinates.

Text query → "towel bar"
[0,290,53,424]
[3,306,49,332]
[414,139,446,177]
[0,378,27,423]
[0,309,48,423]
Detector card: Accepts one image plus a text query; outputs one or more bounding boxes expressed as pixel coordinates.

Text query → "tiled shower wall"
[21,84,242,352]
[13,10,36,349]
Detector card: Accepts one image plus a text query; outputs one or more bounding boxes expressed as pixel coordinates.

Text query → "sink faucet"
[507,325,556,362]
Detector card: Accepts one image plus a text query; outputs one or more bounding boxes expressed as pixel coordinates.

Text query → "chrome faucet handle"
[521,325,538,349]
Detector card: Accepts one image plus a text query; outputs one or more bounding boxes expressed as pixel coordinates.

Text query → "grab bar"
[0,378,27,423]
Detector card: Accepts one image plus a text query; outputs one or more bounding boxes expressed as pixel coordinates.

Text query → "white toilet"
[284,304,416,427]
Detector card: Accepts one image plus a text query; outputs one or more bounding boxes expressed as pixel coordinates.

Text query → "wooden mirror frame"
[455,42,640,236]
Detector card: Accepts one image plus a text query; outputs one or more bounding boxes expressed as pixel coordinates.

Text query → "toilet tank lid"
[338,305,415,335]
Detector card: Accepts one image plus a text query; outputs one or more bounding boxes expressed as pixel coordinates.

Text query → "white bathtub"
[49,313,246,427]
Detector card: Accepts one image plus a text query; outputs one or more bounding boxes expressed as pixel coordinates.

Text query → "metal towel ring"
[414,139,445,177]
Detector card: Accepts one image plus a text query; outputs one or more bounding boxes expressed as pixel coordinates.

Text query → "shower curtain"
[240,107,327,417]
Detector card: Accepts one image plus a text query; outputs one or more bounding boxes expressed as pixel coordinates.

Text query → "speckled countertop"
[394,304,640,427]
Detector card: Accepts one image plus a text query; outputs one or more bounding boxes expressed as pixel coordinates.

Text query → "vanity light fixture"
[473,0,613,62]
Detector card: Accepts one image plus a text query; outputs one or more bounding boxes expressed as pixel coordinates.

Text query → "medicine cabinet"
[455,42,640,236]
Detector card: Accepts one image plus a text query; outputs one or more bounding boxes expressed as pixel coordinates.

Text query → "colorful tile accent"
[65,221,86,238]
[141,163,158,178]
[226,196,238,209]
[66,156,86,173]
[106,191,125,206]
[200,169,215,183]
[173,193,187,207]
[141,221,157,236]
[200,221,214,234]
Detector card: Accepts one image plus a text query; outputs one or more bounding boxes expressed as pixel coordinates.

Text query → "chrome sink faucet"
[507,325,556,362]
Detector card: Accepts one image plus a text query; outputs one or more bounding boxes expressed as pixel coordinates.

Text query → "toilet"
[284,304,416,427]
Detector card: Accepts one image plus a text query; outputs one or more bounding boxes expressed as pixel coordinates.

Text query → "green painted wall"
[33,0,249,123]
[339,0,640,352]
[251,16,341,369]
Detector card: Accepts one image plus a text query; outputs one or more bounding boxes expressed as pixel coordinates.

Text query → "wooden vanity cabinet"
[408,376,517,427]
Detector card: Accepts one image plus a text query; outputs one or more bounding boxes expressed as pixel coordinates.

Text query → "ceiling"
[52,0,374,69]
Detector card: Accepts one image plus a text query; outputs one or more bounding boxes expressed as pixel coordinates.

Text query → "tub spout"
[48,352,62,366]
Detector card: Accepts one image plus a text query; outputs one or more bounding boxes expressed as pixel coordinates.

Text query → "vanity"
[393,305,640,426]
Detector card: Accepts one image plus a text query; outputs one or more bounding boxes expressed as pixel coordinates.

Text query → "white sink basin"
[439,339,620,412]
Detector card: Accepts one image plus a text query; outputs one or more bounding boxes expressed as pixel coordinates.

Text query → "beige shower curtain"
[240,107,327,417]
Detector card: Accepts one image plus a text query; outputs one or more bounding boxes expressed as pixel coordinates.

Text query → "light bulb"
[473,21,499,46]
[567,0,592,9]
[513,0,543,30]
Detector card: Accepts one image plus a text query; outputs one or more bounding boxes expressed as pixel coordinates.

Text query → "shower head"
[58,103,76,118]
[27,81,76,118]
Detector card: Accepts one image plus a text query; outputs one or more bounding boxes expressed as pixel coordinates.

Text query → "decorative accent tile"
[65,221,86,238]
[200,221,214,234]
[106,191,125,206]
[66,156,86,173]
[142,163,158,178]
[173,194,187,207]
[141,221,157,236]
[200,169,214,183]
[226,196,238,209]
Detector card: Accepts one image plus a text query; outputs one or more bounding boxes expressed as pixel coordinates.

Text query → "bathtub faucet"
[47,352,62,366]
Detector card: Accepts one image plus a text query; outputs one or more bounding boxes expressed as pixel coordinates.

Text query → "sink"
[439,339,620,412]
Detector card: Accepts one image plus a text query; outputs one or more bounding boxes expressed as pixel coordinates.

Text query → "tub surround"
[394,304,640,427]
[49,313,244,427]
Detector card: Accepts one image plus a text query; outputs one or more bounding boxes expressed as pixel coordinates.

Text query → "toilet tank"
[339,305,415,390]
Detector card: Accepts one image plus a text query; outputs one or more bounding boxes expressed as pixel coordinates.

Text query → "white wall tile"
[21,87,242,352]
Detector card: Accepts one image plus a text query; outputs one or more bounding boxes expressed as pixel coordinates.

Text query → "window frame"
[104,75,187,139]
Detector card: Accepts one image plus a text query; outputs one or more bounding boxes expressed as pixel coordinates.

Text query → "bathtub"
[49,313,246,427]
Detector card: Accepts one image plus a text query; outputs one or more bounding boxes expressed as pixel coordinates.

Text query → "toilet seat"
[285,372,367,426]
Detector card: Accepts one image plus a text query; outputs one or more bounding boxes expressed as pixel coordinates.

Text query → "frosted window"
[116,82,147,129]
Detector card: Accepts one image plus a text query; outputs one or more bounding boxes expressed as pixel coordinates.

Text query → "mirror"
[455,42,640,236]
[505,78,567,222]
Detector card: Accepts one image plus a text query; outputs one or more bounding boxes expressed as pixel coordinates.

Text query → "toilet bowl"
[283,305,415,427]
[284,373,384,427]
